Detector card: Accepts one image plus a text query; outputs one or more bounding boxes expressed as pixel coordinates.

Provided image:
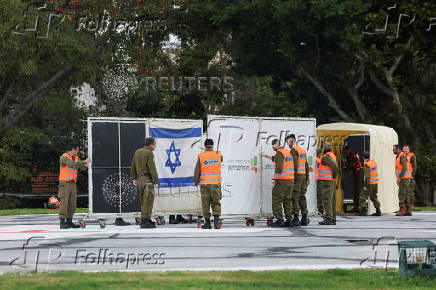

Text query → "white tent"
[317,123,399,214]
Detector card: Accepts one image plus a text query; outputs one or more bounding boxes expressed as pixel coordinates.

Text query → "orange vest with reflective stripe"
[364,159,379,185]
[293,145,307,175]
[199,151,222,184]
[274,148,294,180]
[395,152,412,180]
[315,157,321,180]
[318,152,336,181]
[59,153,79,183]
[405,152,415,174]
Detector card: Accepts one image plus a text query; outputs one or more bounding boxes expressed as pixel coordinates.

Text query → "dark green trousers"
[200,184,222,218]
[292,174,308,215]
[138,181,155,219]
[58,181,77,219]
[272,179,294,220]
[398,179,411,208]
[407,177,416,204]
[319,180,336,220]
[359,184,380,209]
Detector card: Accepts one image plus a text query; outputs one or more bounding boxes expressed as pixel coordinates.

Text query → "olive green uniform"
[194,148,223,218]
[319,153,338,220]
[346,153,362,207]
[270,148,294,220]
[290,148,309,215]
[407,154,417,204]
[397,154,410,208]
[58,155,87,219]
[131,147,158,219]
[359,163,380,209]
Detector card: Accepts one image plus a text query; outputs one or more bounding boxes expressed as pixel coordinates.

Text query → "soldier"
[194,139,223,229]
[393,144,413,216]
[402,145,417,208]
[344,146,362,213]
[131,137,159,228]
[260,139,294,227]
[58,144,90,229]
[359,152,381,216]
[318,142,338,225]
[316,149,324,215]
[285,134,310,226]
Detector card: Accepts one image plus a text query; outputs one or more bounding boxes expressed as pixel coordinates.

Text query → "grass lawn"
[0,269,435,289]
[413,206,436,212]
[0,208,88,216]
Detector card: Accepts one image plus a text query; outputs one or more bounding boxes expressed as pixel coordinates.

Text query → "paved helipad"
[0,213,435,273]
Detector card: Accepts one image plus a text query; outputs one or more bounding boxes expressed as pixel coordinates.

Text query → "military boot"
[271,219,284,227]
[396,207,406,216]
[359,208,367,216]
[319,218,335,225]
[169,215,178,224]
[66,218,80,228]
[60,218,71,229]
[141,219,156,228]
[213,215,221,229]
[115,218,130,226]
[291,214,300,227]
[283,219,294,227]
[201,218,212,229]
[300,214,310,226]
[372,208,381,216]
[405,207,412,216]
[176,215,189,224]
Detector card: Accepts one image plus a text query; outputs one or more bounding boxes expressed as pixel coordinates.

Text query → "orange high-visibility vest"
[396,152,412,180]
[364,159,379,185]
[274,148,294,180]
[199,151,222,184]
[316,157,321,180]
[405,152,416,174]
[293,145,307,175]
[317,152,336,181]
[59,153,79,183]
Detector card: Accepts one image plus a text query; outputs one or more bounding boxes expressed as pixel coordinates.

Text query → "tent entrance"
[316,129,369,212]
[341,134,370,212]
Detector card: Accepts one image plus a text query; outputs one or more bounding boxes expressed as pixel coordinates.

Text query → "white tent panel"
[317,123,399,214]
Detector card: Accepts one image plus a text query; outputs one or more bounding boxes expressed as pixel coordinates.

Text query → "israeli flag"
[149,119,202,189]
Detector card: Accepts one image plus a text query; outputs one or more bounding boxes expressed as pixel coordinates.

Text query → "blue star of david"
[165,141,181,173]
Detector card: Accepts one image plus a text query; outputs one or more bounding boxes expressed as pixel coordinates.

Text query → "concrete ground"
[0,213,435,273]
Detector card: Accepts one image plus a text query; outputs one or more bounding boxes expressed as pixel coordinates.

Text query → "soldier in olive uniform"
[402,145,417,208]
[318,142,338,225]
[359,151,381,216]
[131,137,159,228]
[285,134,310,226]
[58,144,90,229]
[260,139,294,227]
[344,146,362,213]
[194,139,223,229]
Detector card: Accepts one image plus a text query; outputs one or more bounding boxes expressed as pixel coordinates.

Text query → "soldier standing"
[316,149,324,215]
[194,139,223,229]
[344,146,362,213]
[285,134,310,226]
[260,139,294,227]
[58,144,90,229]
[318,142,338,225]
[393,144,413,216]
[131,137,159,228]
[402,145,417,208]
[359,152,381,216]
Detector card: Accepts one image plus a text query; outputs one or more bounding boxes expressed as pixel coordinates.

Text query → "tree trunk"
[1,66,76,133]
